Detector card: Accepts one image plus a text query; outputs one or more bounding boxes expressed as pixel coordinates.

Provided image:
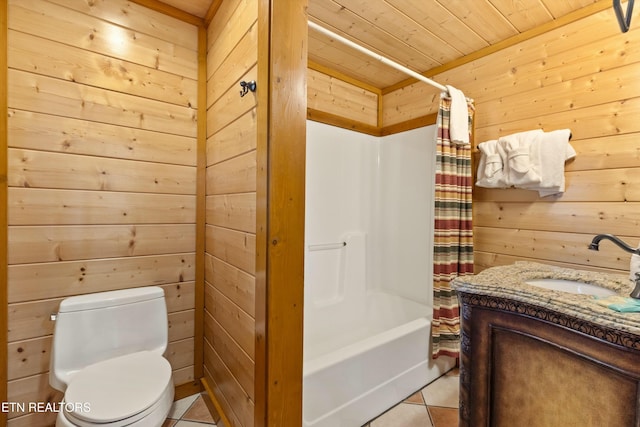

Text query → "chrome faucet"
[588,234,640,298]
[588,234,640,255]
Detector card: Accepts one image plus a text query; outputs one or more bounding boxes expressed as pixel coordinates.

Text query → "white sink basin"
[525,279,617,297]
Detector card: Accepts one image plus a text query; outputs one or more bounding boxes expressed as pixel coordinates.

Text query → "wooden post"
[255,0,308,425]
[0,0,8,424]
[194,23,208,384]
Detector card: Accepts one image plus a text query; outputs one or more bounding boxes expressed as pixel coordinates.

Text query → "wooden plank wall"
[204,0,257,426]
[382,7,640,276]
[307,66,379,132]
[6,0,198,425]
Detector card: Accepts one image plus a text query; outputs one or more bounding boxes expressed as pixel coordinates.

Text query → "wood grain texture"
[8,110,197,166]
[206,109,257,166]
[308,68,378,126]
[1,0,8,421]
[8,29,197,107]
[207,21,258,105]
[205,0,258,424]
[206,193,257,234]
[9,0,198,78]
[204,310,255,399]
[8,253,195,303]
[9,188,195,225]
[372,6,640,275]
[206,151,257,195]
[255,0,307,425]
[8,224,196,264]
[9,69,197,138]
[6,0,199,408]
[205,254,255,317]
[8,149,196,194]
[207,65,258,136]
[206,225,256,275]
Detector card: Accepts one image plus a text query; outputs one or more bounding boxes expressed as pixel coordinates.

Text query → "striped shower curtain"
[431,96,474,359]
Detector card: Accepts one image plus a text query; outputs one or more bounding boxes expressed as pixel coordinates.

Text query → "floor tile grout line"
[167,393,217,426]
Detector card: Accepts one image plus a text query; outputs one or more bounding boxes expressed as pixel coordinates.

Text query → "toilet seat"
[62,351,173,426]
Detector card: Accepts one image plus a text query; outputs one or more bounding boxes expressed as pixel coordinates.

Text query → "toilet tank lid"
[58,287,165,313]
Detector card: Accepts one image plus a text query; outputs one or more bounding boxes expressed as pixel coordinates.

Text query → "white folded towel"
[477,128,575,196]
[445,85,469,145]
[521,129,575,197]
[476,140,507,188]
[630,241,640,284]
[498,129,544,187]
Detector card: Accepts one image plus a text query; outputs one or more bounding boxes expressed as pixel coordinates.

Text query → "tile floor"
[163,393,221,427]
[163,368,459,427]
[363,368,459,427]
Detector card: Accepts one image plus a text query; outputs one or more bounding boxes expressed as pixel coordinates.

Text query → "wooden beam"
[307,108,382,136]
[382,0,614,94]
[381,113,438,136]
[194,24,207,383]
[129,0,204,26]
[308,60,381,95]
[0,0,7,424]
[204,0,223,27]
[256,0,307,425]
[255,0,269,420]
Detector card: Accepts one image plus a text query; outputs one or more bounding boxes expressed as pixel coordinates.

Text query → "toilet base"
[56,384,174,427]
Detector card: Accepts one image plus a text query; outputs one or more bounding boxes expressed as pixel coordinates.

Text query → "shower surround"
[303,121,455,426]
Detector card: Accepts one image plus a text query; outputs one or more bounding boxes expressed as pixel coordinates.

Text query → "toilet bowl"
[49,287,174,427]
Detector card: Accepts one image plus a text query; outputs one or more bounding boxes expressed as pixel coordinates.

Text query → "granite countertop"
[451,261,640,337]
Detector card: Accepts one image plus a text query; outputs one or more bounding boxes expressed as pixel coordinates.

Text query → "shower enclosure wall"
[303,121,456,427]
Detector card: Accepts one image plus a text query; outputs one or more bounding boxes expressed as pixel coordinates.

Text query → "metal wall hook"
[613,0,634,33]
[239,80,257,97]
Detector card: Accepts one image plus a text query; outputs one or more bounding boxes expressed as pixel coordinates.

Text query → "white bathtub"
[304,123,449,426]
[302,290,455,427]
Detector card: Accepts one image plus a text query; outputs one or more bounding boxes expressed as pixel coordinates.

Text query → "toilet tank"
[50,286,169,392]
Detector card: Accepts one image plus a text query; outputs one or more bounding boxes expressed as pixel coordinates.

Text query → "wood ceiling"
[160,0,606,89]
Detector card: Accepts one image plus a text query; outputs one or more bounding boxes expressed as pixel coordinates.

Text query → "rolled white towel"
[630,241,640,283]
[499,129,543,187]
[523,129,574,197]
[445,85,470,145]
[476,140,507,188]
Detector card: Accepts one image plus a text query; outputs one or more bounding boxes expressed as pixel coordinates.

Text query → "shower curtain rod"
[308,20,449,93]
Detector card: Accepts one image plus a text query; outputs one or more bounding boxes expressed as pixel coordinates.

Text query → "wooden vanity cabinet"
[457,292,640,427]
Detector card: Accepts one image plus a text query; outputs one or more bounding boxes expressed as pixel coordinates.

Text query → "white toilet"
[49,286,175,427]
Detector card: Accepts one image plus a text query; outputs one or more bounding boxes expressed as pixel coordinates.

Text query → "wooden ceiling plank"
[331,0,463,63]
[385,0,490,56]
[308,29,403,87]
[436,0,518,44]
[542,0,601,18]
[308,0,441,70]
[489,0,554,32]
[383,0,614,93]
